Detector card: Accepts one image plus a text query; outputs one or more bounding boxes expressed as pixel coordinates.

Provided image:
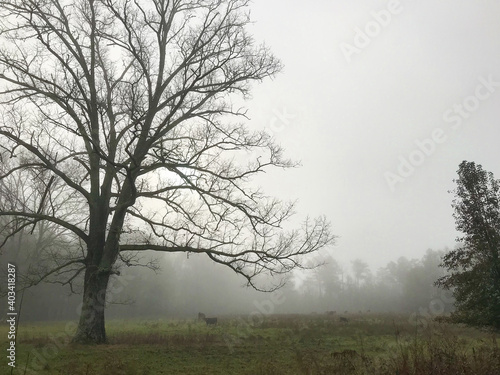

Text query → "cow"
[198,312,206,321]
[205,317,218,326]
[339,317,349,323]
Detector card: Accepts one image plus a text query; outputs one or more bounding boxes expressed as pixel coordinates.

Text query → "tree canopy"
[437,161,500,328]
[0,0,334,343]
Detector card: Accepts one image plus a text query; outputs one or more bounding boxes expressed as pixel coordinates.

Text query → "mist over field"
[5,248,453,322]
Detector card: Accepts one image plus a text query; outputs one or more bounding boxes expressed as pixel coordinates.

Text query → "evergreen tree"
[437,161,500,328]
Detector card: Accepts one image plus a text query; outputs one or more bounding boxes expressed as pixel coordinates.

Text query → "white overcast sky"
[242,0,500,270]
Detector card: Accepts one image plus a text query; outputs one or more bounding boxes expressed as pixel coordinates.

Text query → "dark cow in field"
[205,317,218,326]
[339,317,349,323]
[331,349,358,359]
[198,312,206,321]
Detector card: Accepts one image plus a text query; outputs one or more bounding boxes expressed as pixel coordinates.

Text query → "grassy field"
[1,313,499,375]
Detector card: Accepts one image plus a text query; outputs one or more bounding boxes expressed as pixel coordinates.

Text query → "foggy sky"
[244,0,500,269]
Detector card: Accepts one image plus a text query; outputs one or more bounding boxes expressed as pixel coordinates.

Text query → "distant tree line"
[0,241,453,321]
[284,249,453,315]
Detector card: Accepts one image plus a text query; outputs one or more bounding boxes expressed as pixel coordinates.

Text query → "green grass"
[1,313,499,374]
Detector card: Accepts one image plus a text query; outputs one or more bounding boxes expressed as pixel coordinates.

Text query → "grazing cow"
[326,310,337,316]
[198,312,206,321]
[339,317,349,323]
[205,317,218,326]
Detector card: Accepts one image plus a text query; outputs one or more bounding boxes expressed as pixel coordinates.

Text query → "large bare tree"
[0,0,334,343]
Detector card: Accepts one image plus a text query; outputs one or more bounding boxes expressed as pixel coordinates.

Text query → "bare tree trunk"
[73,266,110,344]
